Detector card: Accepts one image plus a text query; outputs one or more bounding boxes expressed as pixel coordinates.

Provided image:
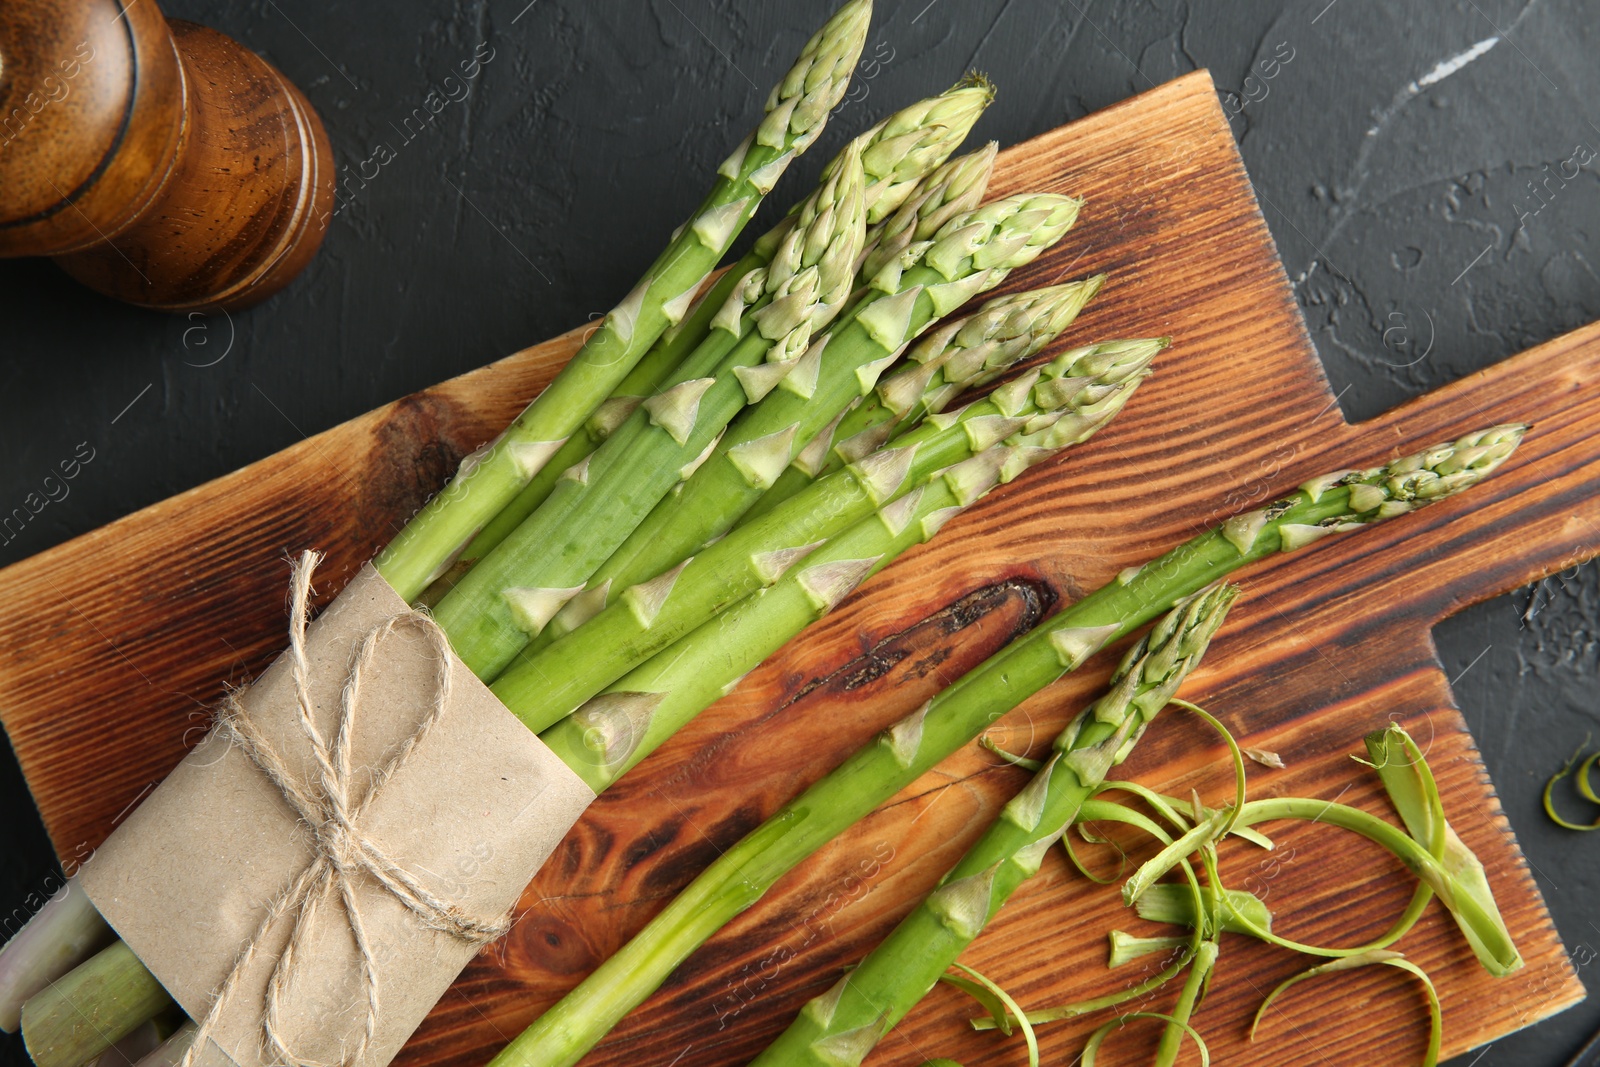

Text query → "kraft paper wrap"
[79,563,596,1067]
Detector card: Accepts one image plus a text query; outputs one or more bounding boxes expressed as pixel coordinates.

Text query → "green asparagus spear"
[540,339,1165,793]
[373,0,873,601]
[438,82,998,593]
[748,281,1109,524]
[750,584,1237,1064]
[485,423,1525,1067]
[434,143,868,679]
[533,192,1084,648]
[488,325,1149,732]
[525,145,999,647]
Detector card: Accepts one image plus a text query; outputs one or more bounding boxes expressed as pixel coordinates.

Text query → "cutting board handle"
[1325,318,1600,625]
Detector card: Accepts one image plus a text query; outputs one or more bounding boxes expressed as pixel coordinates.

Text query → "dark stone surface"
[1,0,1596,1063]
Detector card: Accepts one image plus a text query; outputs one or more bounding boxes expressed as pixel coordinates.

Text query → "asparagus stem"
[539,339,1158,793]
[1154,939,1219,1067]
[485,423,1525,1067]
[372,0,873,601]
[752,584,1237,1064]
[432,82,997,597]
[20,941,172,1067]
[433,144,869,679]
[747,282,1109,525]
[489,331,1152,732]
[536,190,1080,649]
[0,878,114,1032]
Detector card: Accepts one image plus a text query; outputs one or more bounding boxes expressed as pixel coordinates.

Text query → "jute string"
[178,552,511,1067]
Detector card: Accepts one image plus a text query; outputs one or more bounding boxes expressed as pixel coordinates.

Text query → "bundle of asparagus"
[487,424,1526,1067]
[3,3,1158,1063]
[430,82,1000,598]
[540,191,1087,631]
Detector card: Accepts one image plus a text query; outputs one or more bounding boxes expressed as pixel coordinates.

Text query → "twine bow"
[181,552,511,1067]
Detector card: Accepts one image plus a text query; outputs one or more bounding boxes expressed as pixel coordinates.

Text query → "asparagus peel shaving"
[1542,742,1600,830]
[974,722,1517,1057]
[430,142,868,679]
[437,81,1000,591]
[373,0,873,600]
[1086,1012,1213,1067]
[1361,724,1523,973]
[486,424,1526,1067]
[487,324,1149,732]
[537,192,1086,645]
[1250,951,1443,1066]
[936,964,1040,1066]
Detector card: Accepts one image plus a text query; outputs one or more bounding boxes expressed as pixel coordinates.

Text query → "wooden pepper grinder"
[0,0,336,312]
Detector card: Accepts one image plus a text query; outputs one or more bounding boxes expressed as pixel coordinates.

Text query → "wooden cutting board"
[1,70,1592,1065]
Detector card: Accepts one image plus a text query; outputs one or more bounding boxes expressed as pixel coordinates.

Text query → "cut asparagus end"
[20,941,173,1067]
[0,878,115,1032]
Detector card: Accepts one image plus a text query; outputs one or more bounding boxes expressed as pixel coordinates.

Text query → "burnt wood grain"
[0,71,1590,1065]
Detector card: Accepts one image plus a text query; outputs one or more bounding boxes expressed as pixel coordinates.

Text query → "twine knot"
[180,552,510,1067]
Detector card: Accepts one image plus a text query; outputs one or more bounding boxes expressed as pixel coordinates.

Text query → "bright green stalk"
[19,941,171,1067]
[372,0,872,601]
[751,584,1237,1065]
[434,82,997,595]
[484,423,1524,1067]
[432,145,868,679]
[542,469,974,793]
[540,339,1155,793]
[1153,939,1218,1067]
[536,192,1082,648]
[748,280,1109,523]
[489,332,1152,732]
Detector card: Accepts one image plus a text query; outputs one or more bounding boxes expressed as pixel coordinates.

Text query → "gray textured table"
[1,1,1595,1064]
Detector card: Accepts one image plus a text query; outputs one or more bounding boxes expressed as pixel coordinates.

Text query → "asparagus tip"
[953,69,997,102]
